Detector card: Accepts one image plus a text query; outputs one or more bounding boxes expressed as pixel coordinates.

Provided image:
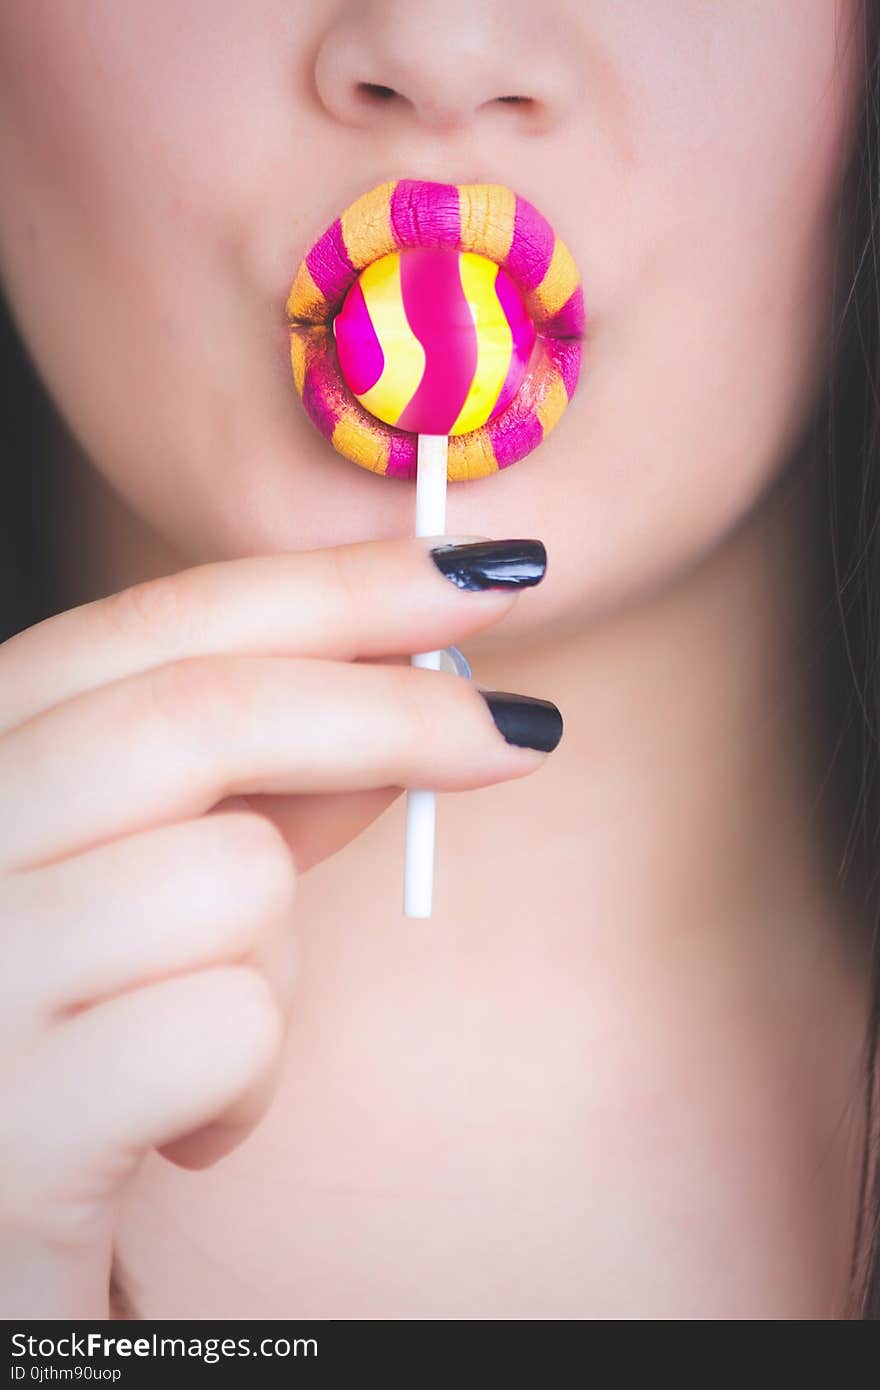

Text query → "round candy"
[333,247,536,437]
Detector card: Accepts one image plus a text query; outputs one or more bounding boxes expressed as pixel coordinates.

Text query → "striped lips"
[286,179,585,482]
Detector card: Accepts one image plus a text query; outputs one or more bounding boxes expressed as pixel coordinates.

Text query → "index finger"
[0,535,540,735]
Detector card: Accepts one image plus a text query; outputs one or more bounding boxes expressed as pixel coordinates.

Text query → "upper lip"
[286,178,585,340]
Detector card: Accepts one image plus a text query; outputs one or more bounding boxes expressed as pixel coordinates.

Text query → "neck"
[446,449,855,949]
[346,444,861,974]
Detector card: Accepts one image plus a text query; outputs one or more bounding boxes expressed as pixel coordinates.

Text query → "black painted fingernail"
[430,539,547,591]
[479,690,563,752]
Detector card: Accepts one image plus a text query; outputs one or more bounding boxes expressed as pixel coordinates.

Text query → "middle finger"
[0,654,553,874]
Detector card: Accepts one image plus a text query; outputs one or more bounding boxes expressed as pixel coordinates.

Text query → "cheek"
[540,1,865,618]
[0,2,319,558]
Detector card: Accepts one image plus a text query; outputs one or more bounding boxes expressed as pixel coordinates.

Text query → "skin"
[0,0,872,1318]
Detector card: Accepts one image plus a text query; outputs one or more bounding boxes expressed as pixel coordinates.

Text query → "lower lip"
[286,180,585,483]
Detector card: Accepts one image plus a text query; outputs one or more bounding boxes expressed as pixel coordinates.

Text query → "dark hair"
[0,290,57,644]
[4,5,880,1319]
[833,0,880,1318]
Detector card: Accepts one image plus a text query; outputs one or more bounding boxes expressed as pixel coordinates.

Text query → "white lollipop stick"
[404,433,448,919]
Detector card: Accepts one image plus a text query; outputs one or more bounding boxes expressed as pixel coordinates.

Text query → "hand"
[0,535,556,1315]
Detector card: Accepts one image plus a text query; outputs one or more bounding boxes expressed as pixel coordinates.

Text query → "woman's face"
[0,1,866,645]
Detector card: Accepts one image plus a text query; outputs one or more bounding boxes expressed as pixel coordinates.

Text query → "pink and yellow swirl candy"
[334,247,536,437]
[287,180,585,482]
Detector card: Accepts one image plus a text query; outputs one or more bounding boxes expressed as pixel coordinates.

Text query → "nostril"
[488,93,552,131]
[357,82,400,102]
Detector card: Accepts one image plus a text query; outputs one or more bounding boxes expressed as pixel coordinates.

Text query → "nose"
[313,0,581,136]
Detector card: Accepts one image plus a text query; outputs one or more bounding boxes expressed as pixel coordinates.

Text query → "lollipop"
[286,180,585,916]
[334,247,536,436]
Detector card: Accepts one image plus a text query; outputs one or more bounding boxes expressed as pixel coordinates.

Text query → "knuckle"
[326,544,368,635]
[140,655,230,744]
[104,573,202,655]
[390,664,445,765]
[209,965,285,1070]
[153,813,295,963]
[210,811,298,921]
